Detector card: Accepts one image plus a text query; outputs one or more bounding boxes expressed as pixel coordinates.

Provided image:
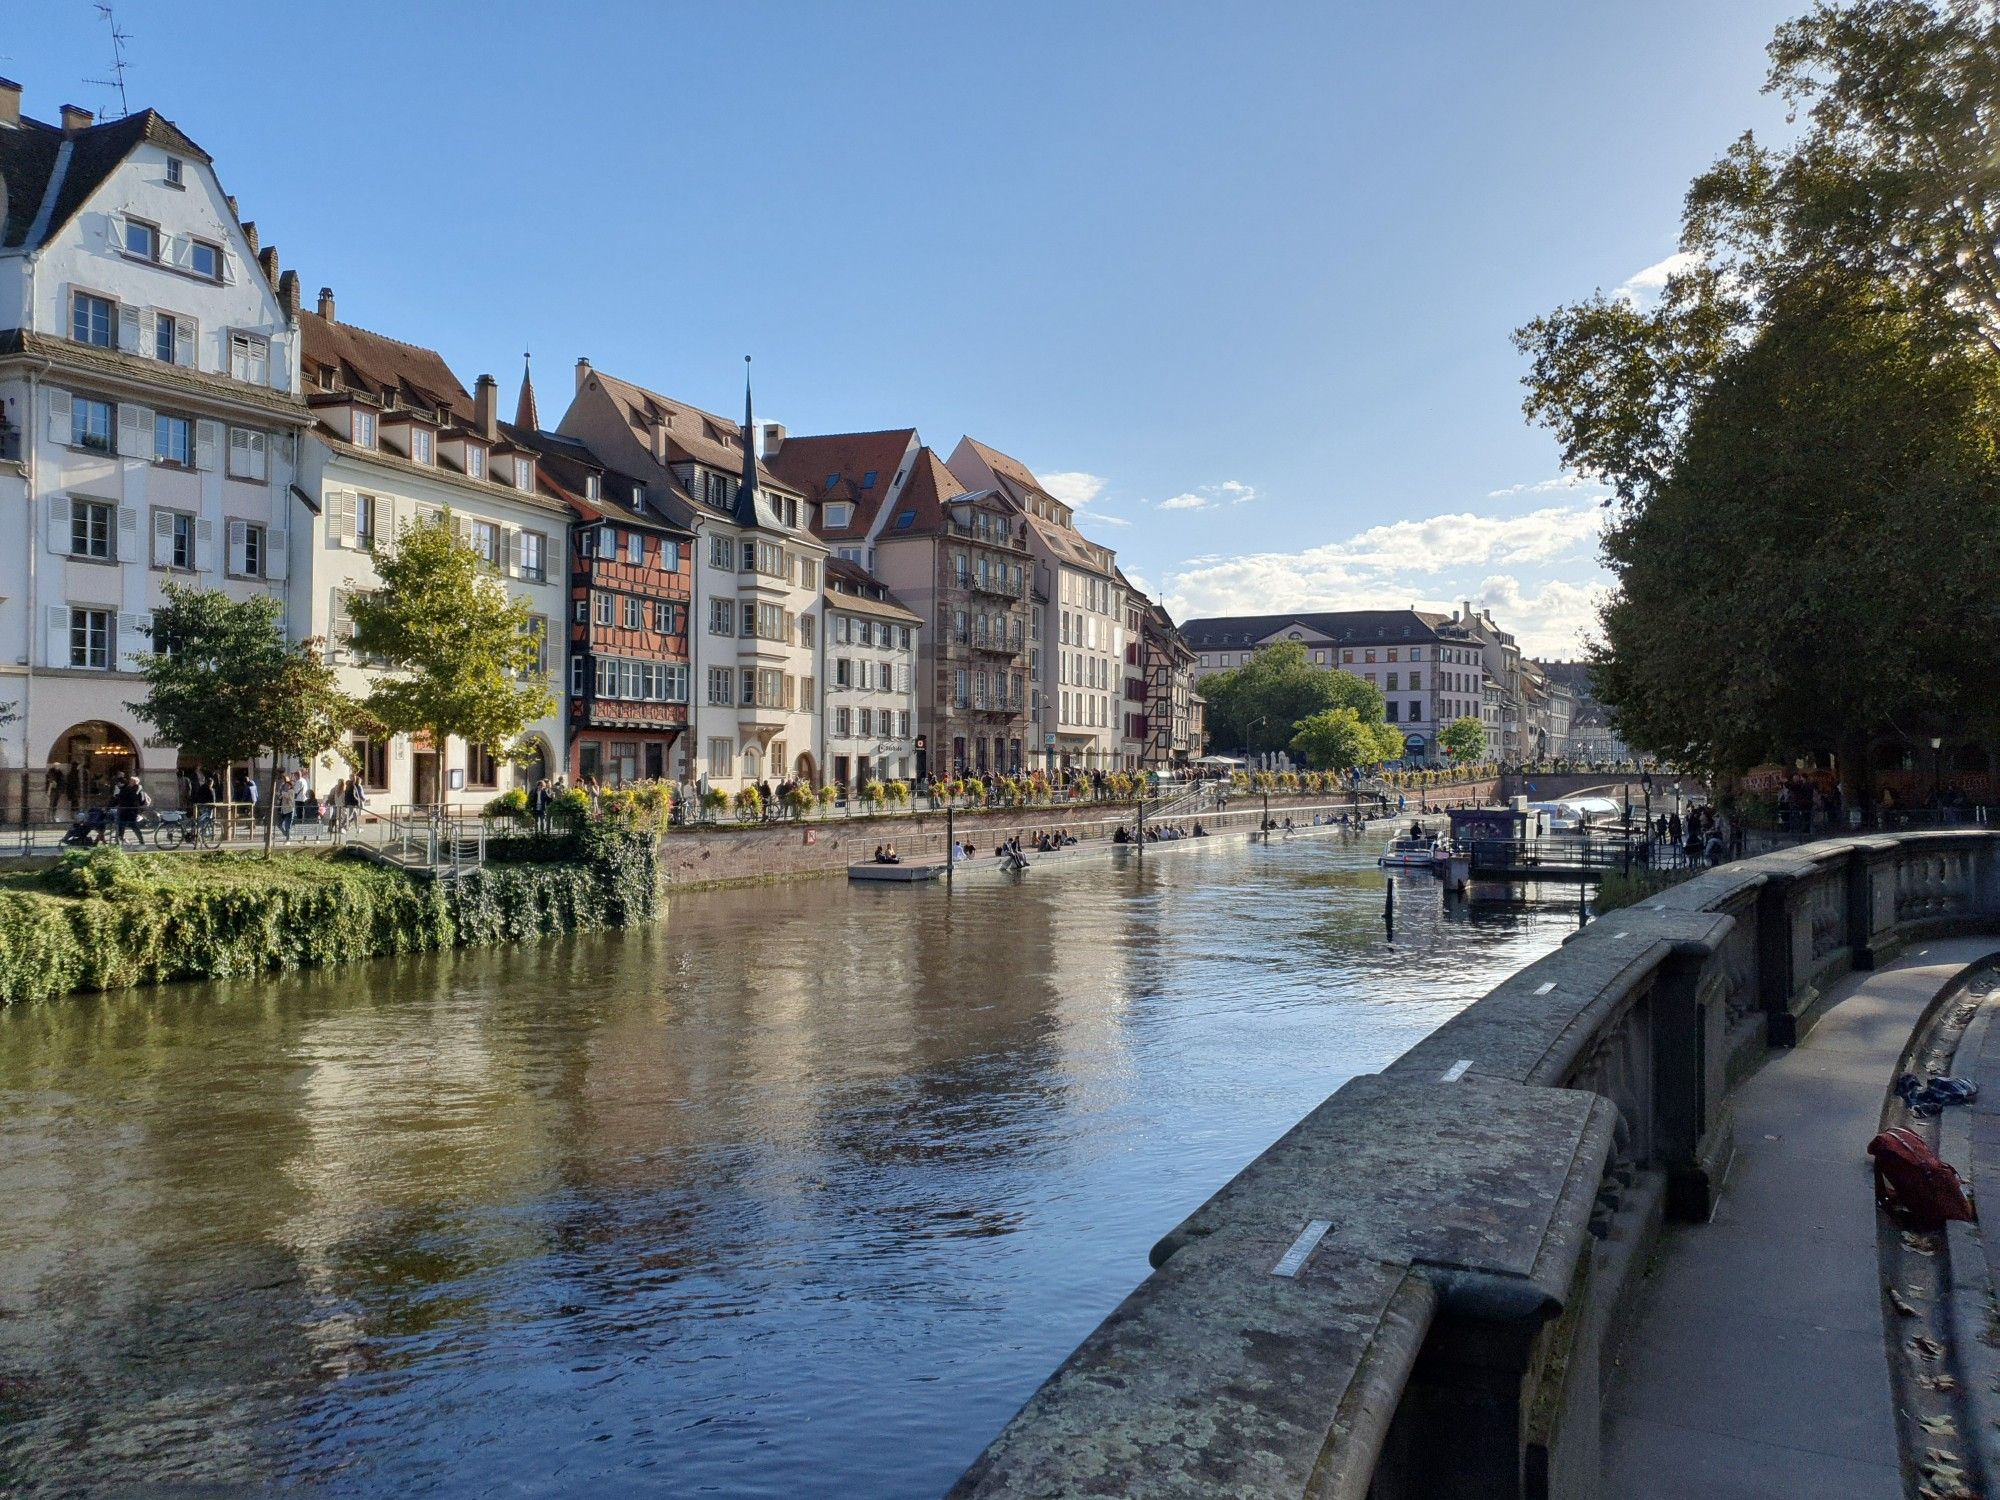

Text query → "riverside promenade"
[947,830,2000,1499]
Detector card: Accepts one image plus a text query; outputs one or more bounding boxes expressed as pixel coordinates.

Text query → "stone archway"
[794,751,818,785]
[45,720,140,813]
[516,735,552,789]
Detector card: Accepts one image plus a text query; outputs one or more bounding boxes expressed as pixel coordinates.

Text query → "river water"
[0,834,1576,1497]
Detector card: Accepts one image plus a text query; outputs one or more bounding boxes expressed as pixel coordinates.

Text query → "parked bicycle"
[157,807,221,850]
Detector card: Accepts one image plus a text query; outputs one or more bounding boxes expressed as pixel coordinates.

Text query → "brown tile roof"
[957,433,1118,577]
[957,435,1045,496]
[583,366,798,494]
[501,422,690,535]
[1,106,210,252]
[766,428,917,541]
[825,557,923,624]
[885,446,969,536]
[299,309,470,420]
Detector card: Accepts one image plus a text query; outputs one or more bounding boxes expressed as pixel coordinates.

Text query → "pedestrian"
[64,761,81,817]
[276,769,297,842]
[44,763,63,819]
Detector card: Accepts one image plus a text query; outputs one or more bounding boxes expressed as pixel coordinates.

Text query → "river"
[0,833,1577,1497]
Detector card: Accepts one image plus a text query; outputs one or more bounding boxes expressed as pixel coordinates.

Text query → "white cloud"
[1615,250,1697,305]
[1486,474,1604,500]
[1038,470,1106,506]
[1217,480,1257,504]
[1158,502,1610,657]
[1085,512,1132,527]
[1157,493,1211,512]
[1150,479,1255,514]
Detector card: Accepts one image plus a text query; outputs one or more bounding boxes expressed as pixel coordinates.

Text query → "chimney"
[651,417,670,464]
[575,355,592,394]
[225,194,238,220]
[241,220,259,254]
[473,374,499,441]
[257,245,279,291]
[0,79,21,130]
[277,269,301,319]
[761,421,786,456]
[317,286,336,322]
[60,104,93,135]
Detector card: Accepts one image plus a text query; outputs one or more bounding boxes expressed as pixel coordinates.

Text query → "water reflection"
[0,834,1575,1497]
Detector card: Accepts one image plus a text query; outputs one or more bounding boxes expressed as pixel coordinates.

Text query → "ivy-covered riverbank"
[0,834,660,1005]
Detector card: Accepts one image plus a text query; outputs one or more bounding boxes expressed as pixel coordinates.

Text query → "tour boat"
[1377,835,1449,870]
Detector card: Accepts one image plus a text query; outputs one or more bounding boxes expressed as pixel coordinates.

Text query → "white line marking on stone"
[1613,931,1630,939]
[1534,981,1556,995]
[1273,1220,1333,1278]
[1441,1059,1472,1083]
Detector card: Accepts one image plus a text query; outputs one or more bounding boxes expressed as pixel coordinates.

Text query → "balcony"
[969,572,1025,599]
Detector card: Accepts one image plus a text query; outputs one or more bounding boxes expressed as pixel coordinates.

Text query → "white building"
[948,437,1126,772]
[558,362,826,790]
[822,558,920,788]
[293,292,567,806]
[0,85,306,812]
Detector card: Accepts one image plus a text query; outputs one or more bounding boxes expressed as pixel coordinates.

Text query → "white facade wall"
[292,436,566,808]
[823,606,917,786]
[691,521,824,789]
[1046,563,1124,770]
[0,136,302,809]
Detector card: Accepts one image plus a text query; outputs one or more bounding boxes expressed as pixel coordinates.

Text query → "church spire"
[733,354,763,528]
[515,351,539,431]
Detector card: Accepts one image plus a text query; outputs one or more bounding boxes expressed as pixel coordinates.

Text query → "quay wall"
[656,782,1498,889]
[948,829,2000,1498]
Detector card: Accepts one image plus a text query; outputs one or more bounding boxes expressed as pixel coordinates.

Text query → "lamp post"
[1932,735,1944,814]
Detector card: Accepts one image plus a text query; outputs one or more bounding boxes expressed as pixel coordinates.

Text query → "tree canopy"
[1515,0,2000,788]
[1290,708,1405,774]
[348,512,553,771]
[1200,641,1389,754]
[1440,716,1487,763]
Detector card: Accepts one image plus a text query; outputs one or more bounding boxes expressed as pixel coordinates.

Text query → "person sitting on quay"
[1113,824,1131,844]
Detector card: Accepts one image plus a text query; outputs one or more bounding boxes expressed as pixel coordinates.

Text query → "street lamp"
[1932,735,1944,812]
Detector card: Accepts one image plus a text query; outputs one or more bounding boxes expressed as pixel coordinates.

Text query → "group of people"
[59,770,155,847]
[1654,804,1733,867]
[1113,821,1203,844]
[871,843,902,864]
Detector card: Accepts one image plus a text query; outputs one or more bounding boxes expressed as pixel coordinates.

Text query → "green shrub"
[0,839,659,1006]
[486,788,531,821]
[1594,866,1695,914]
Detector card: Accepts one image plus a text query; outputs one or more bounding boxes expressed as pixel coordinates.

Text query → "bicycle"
[158,808,221,850]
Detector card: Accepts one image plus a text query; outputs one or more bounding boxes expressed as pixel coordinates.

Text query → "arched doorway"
[794,751,818,785]
[516,736,551,789]
[47,720,139,810]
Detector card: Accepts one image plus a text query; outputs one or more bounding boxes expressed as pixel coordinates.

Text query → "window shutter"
[456,514,473,547]
[115,305,142,355]
[227,519,248,576]
[330,589,351,653]
[265,529,288,581]
[375,494,397,539]
[152,508,174,567]
[104,213,126,253]
[195,420,220,471]
[118,612,149,672]
[46,606,69,668]
[219,251,237,285]
[46,497,71,556]
[46,388,71,445]
[116,506,138,562]
[116,403,148,458]
[333,491,355,548]
[173,316,195,368]
[269,337,290,393]
[507,529,524,577]
[195,518,215,573]
[167,233,192,272]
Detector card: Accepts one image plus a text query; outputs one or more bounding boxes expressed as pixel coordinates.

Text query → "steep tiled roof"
[300,309,470,418]
[958,435,1043,495]
[502,423,689,534]
[887,446,970,535]
[583,366,796,493]
[767,428,917,542]
[1180,610,1457,650]
[957,433,1118,578]
[0,106,209,252]
[825,557,923,624]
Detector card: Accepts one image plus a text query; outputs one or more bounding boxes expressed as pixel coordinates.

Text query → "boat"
[1378,835,1449,870]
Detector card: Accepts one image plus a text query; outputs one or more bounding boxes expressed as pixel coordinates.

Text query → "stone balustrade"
[947,830,2000,1499]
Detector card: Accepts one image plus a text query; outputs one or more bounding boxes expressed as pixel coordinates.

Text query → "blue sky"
[10,1,1801,654]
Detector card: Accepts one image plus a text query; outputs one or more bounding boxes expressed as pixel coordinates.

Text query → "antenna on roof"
[86,5,132,119]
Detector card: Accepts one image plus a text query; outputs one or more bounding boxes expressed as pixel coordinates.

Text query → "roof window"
[862,471,877,488]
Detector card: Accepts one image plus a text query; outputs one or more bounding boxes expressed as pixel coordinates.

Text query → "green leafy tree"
[1292,708,1404,774]
[1201,641,1387,754]
[130,584,365,850]
[1440,716,1487,763]
[348,510,553,803]
[1515,1,2000,797]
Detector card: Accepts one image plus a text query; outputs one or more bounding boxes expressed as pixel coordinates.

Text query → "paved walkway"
[1600,938,2000,1499]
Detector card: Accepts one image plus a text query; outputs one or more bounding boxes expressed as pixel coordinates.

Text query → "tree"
[1291,708,1407,775]
[1515,1,2000,797]
[348,510,553,803]
[130,584,366,850]
[1201,641,1388,754]
[1440,716,1487,764]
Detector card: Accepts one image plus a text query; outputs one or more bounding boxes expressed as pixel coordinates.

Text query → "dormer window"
[466,446,486,480]
[412,429,433,465]
[514,457,533,490]
[353,410,375,449]
[826,502,853,528]
[165,157,184,187]
[631,482,645,510]
[585,474,600,503]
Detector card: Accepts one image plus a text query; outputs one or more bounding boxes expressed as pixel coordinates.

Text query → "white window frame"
[226,427,268,482]
[229,331,269,385]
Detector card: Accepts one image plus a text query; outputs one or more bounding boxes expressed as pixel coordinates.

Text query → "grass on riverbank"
[0,841,658,1005]
[1593,865,1697,913]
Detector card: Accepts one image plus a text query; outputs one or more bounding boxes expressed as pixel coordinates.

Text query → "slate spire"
[515,351,539,430]
[733,354,762,528]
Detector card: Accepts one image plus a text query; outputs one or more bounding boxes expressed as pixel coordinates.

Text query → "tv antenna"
[85,5,132,119]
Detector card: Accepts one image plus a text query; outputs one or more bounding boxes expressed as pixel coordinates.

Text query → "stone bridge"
[947,830,2000,1498]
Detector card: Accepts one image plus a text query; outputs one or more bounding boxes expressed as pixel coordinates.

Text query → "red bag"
[1868,1127,1977,1229]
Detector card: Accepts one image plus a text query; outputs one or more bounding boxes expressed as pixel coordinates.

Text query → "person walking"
[44,764,63,820]
[63,761,81,820]
[276,770,298,843]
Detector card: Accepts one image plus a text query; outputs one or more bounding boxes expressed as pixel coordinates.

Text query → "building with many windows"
[948,437,1125,772]
[1181,609,1489,765]
[505,401,693,787]
[558,361,825,789]
[294,294,567,804]
[773,434,1034,779]
[821,559,920,789]
[0,84,307,809]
